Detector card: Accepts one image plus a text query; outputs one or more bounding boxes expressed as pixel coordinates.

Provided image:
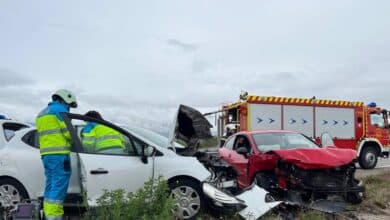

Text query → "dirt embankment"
[302,169,390,220]
[258,168,390,220]
[348,169,390,220]
[355,167,390,179]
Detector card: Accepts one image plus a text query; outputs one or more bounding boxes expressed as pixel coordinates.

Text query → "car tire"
[254,172,275,190]
[345,179,364,204]
[169,178,203,220]
[0,178,29,207]
[358,146,378,169]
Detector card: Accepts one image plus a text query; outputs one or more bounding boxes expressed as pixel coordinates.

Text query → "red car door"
[219,136,236,164]
[219,135,251,188]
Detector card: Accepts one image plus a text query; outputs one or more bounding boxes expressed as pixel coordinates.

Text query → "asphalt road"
[355,157,390,179]
[375,157,390,168]
[355,157,390,169]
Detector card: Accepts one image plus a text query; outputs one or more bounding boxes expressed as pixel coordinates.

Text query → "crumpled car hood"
[168,105,213,155]
[272,147,357,169]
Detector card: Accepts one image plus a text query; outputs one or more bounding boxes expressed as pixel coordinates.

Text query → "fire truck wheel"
[358,146,378,169]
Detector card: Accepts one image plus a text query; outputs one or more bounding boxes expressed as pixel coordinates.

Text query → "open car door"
[62,113,154,205]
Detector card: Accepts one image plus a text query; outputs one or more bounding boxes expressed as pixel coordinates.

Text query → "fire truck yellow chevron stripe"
[243,95,364,107]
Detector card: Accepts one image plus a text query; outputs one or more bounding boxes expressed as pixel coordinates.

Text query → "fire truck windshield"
[370,112,385,128]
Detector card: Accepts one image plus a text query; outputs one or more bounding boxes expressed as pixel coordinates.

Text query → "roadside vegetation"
[82,177,174,220]
[350,171,390,219]
[79,172,390,220]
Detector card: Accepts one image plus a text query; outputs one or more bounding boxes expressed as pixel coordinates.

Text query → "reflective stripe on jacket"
[36,101,71,155]
[81,123,125,152]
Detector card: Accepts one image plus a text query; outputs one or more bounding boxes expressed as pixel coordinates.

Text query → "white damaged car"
[0,108,276,219]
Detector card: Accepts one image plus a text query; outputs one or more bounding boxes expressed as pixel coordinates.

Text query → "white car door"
[63,113,153,205]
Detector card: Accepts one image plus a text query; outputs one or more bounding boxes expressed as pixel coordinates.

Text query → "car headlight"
[202,182,245,205]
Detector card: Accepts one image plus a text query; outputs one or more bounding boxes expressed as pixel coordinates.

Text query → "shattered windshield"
[253,133,318,152]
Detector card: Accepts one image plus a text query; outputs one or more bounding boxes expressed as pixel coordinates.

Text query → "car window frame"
[3,122,29,141]
[224,136,236,150]
[62,113,143,157]
[22,129,39,148]
[233,134,252,154]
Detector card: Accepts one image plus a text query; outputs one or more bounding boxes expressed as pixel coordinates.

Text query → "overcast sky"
[1,0,390,132]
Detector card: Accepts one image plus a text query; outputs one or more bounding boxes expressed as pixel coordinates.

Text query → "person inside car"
[236,136,251,153]
[81,111,126,154]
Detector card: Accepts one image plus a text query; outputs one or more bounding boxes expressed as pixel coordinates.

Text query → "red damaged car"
[219,130,364,204]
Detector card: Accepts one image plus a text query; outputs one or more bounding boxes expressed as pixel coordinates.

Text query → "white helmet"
[52,89,78,108]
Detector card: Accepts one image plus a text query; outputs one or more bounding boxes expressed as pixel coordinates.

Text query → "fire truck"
[214,93,390,169]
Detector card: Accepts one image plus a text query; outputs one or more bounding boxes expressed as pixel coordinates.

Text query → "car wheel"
[358,146,378,169]
[254,172,276,190]
[345,179,364,204]
[169,178,203,220]
[0,178,28,207]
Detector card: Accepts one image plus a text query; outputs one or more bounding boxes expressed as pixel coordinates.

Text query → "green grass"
[82,177,174,220]
[358,173,390,213]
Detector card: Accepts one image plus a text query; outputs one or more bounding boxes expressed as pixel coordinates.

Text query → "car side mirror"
[141,145,155,164]
[320,132,335,148]
[141,145,148,164]
[141,155,148,164]
[236,147,249,158]
[145,145,155,156]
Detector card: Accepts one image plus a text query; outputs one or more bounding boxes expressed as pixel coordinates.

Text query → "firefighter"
[36,89,77,220]
[81,110,126,154]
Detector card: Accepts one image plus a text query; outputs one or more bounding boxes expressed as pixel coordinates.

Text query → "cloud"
[166,39,198,52]
[192,60,210,73]
[44,22,99,33]
[0,68,33,87]
[1,0,390,135]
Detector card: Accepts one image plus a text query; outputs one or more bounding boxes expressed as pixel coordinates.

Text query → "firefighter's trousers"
[41,155,71,220]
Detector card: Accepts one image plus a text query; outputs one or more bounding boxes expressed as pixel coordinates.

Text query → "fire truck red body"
[219,94,390,169]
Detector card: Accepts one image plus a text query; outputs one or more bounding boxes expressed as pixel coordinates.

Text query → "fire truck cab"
[217,94,390,169]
